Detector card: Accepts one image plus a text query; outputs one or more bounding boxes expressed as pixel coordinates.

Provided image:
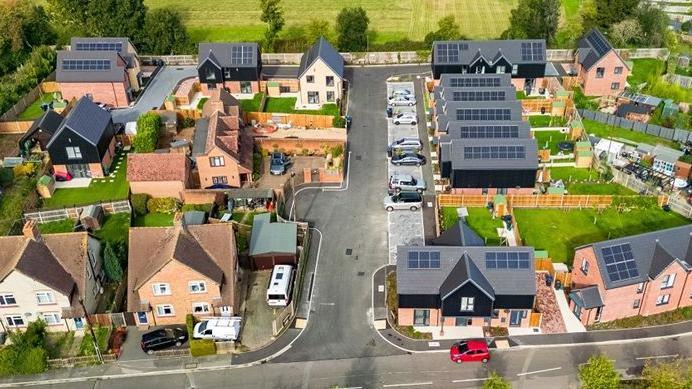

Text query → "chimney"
[22,220,42,241]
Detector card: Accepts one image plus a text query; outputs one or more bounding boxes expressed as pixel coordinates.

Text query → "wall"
[397,308,532,328]
[254,137,344,155]
[180,190,225,205]
[130,181,185,200]
[579,109,691,143]
[196,148,244,189]
[640,261,691,317]
[83,236,104,315]
[580,51,629,96]
[245,112,335,128]
[298,58,342,107]
[59,82,130,108]
[0,120,33,134]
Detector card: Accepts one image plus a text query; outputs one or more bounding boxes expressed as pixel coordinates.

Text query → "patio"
[535,272,567,334]
[54,178,91,189]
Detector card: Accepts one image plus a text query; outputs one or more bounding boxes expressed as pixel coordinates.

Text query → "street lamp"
[290,172,296,222]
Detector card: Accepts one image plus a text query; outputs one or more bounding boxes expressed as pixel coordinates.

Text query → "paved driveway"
[112,66,197,124]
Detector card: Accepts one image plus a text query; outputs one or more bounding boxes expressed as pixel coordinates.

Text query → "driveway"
[111,66,197,124]
[238,270,278,350]
[255,156,324,189]
[118,325,189,362]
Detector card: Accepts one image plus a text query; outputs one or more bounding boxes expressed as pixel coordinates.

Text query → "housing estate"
[575,29,630,96]
[0,221,105,332]
[197,42,262,95]
[249,213,298,270]
[569,225,692,326]
[46,96,117,179]
[127,217,240,326]
[127,153,191,200]
[295,37,345,108]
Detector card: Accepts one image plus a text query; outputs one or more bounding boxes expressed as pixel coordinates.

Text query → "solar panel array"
[459,125,520,139]
[455,108,511,121]
[601,243,639,282]
[230,45,254,65]
[74,42,123,52]
[520,42,544,62]
[463,145,526,159]
[436,43,461,64]
[586,31,611,57]
[452,90,507,102]
[62,59,111,71]
[408,250,441,269]
[449,77,502,88]
[485,252,531,269]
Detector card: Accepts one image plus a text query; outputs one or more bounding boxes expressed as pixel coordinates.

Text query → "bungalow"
[197,43,262,95]
[127,153,191,200]
[576,29,630,96]
[296,37,345,108]
[249,213,297,270]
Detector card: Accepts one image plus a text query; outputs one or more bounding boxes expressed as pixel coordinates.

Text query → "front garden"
[264,97,340,116]
[588,306,692,330]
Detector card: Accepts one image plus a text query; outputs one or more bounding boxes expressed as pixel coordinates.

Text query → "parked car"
[389,173,426,194]
[388,137,423,156]
[193,317,242,341]
[390,89,414,99]
[450,340,490,364]
[140,327,187,355]
[391,152,426,166]
[392,112,418,125]
[388,95,416,106]
[383,192,423,211]
[54,171,72,182]
[270,152,292,175]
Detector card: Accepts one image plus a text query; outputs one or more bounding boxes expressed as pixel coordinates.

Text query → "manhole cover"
[355,155,362,161]
[345,248,352,255]
[357,271,365,276]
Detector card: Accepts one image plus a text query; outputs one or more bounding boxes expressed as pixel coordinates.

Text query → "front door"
[67,164,90,178]
[509,310,523,326]
[524,78,535,95]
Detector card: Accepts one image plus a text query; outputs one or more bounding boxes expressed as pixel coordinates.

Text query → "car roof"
[398,192,421,198]
[142,329,167,341]
[391,173,413,180]
[464,340,489,350]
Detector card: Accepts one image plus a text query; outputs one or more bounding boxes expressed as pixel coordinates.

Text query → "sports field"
[144,0,518,44]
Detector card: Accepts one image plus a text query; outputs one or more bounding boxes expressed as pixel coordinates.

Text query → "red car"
[54,171,72,182]
[450,340,490,363]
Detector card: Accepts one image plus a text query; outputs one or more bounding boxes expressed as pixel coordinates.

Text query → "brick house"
[197,43,262,95]
[296,37,344,108]
[127,218,240,326]
[249,213,297,270]
[576,29,630,96]
[127,153,191,199]
[0,221,105,332]
[569,225,692,326]
[46,96,117,178]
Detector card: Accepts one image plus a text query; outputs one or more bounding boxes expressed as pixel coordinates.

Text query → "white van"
[266,265,294,307]
[192,317,241,341]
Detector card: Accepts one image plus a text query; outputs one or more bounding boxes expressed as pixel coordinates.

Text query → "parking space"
[255,156,324,189]
[238,270,278,350]
[386,81,426,264]
[119,325,189,361]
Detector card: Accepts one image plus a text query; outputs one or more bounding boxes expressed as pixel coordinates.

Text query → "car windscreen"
[268,294,285,300]
[197,321,208,333]
[458,343,469,353]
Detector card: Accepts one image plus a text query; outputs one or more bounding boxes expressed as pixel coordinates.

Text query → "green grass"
[560,0,580,22]
[582,118,677,148]
[566,183,636,195]
[238,93,264,113]
[37,219,75,234]
[42,153,130,209]
[514,207,690,264]
[94,213,131,244]
[133,213,174,227]
[0,176,38,235]
[534,130,569,154]
[528,116,567,128]
[196,97,208,110]
[441,207,504,245]
[264,97,297,113]
[675,66,692,77]
[17,93,55,120]
[145,0,517,45]
[549,167,634,195]
[627,58,665,88]
[588,306,692,330]
[78,327,110,357]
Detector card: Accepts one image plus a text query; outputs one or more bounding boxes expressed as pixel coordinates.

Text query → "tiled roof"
[198,43,259,68]
[433,39,547,65]
[46,97,112,148]
[56,50,126,83]
[249,213,297,256]
[569,285,604,309]
[127,153,189,182]
[298,37,344,78]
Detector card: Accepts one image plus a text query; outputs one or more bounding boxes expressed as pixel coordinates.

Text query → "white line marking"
[383,382,433,388]
[516,367,562,376]
[319,302,335,306]
[636,354,679,360]
[452,378,490,383]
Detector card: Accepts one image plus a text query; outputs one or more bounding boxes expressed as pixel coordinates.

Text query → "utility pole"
[80,299,103,364]
[290,171,296,222]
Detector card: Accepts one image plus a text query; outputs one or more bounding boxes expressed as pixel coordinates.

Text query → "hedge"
[146,197,179,214]
[132,112,161,153]
[180,203,214,213]
[131,193,149,216]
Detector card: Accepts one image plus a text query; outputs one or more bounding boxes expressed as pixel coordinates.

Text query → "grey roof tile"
[47,97,112,148]
[249,213,297,256]
[298,37,344,78]
[56,50,126,83]
[443,138,539,170]
[433,39,546,65]
[570,285,604,309]
[198,43,259,68]
[432,221,486,247]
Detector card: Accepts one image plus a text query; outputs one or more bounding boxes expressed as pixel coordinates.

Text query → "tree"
[642,360,692,389]
[141,9,191,54]
[483,371,511,389]
[260,0,285,51]
[132,112,161,153]
[424,16,462,45]
[610,19,642,47]
[578,354,620,389]
[306,19,332,45]
[636,2,670,47]
[585,0,640,32]
[0,320,48,377]
[103,242,124,282]
[0,2,56,76]
[502,0,561,45]
[335,7,369,52]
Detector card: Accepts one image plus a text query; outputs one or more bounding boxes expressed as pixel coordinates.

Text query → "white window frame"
[496,66,505,74]
[0,293,16,306]
[580,258,589,275]
[152,283,171,296]
[460,297,475,311]
[656,294,670,306]
[209,156,225,167]
[156,304,175,317]
[636,282,645,294]
[661,273,676,289]
[192,302,211,314]
[6,315,25,327]
[326,91,335,102]
[610,82,620,90]
[66,146,82,160]
[36,291,55,305]
[42,312,61,325]
[511,64,518,75]
[189,281,207,294]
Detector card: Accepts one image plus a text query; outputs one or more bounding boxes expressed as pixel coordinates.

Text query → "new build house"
[569,225,692,326]
[197,43,262,95]
[296,37,344,108]
[576,29,630,96]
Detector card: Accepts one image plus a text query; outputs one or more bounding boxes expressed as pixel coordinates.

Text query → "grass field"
[627,58,666,88]
[144,0,518,44]
[582,118,678,148]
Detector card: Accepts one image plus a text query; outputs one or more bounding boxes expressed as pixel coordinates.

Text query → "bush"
[0,168,13,188]
[330,145,344,158]
[181,203,214,213]
[252,152,262,181]
[131,193,149,217]
[186,314,195,337]
[132,112,161,153]
[0,321,48,377]
[146,197,179,214]
[332,115,346,128]
[13,163,36,177]
[103,242,124,282]
[0,46,56,115]
[181,117,195,128]
[189,339,216,357]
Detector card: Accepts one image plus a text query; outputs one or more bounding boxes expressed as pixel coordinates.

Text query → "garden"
[533,130,569,155]
[238,93,264,113]
[528,116,568,128]
[581,118,677,149]
[549,166,635,195]
[17,92,62,121]
[264,97,340,115]
[441,206,504,246]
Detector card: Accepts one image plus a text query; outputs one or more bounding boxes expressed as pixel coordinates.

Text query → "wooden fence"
[535,258,572,286]
[24,200,131,223]
[521,99,554,114]
[244,111,334,128]
[529,312,542,328]
[0,120,34,134]
[438,194,665,209]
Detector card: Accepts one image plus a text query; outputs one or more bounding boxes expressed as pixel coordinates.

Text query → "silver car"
[388,95,416,106]
[390,89,414,99]
[392,112,418,125]
[389,173,426,194]
[383,192,423,211]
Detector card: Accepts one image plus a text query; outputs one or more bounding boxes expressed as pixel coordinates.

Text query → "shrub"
[131,193,149,217]
[146,197,179,214]
[132,112,161,153]
[0,168,13,188]
[578,354,620,389]
[186,314,195,337]
[13,163,36,177]
[103,242,124,282]
[181,117,195,128]
[330,145,344,158]
[0,46,57,115]
[0,321,48,377]
[483,372,511,389]
[332,115,346,128]
[181,203,214,213]
[252,152,262,181]
[189,339,216,357]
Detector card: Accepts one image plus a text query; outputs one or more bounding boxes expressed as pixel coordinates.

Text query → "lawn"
[627,58,665,88]
[264,97,340,116]
[582,118,678,148]
[0,176,39,235]
[144,0,517,44]
[94,213,131,244]
[514,207,690,264]
[238,93,264,113]
[549,166,636,195]
[534,130,568,154]
[588,306,692,330]
[441,207,505,245]
[17,93,55,121]
[528,116,568,128]
[42,153,130,209]
[37,219,75,234]
[133,213,174,227]
[78,326,110,357]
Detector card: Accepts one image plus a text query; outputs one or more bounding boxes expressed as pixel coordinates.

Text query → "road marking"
[427,342,440,347]
[516,366,562,376]
[636,354,679,360]
[383,382,433,388]
[452,378,490,383]
[319,302,335,306]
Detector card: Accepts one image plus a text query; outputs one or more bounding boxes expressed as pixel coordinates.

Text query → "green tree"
[335,7,369,52]
[132,112,161,153]
[502,0,561,45]
[103,241,124,282]
[260,0,285,51]
[483,371,511,389]
[584,0,640,32]
[578,354,620,389]
[636,2,670,47]
[642,360,692,389]
[0,320,48,377]
[0,2,56,76]
[141,9,191,54]
[424,15,462,45]
[610,19,642,47]
[306,19,332,45]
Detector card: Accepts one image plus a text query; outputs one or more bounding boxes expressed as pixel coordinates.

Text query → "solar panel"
[458,125,519,138]
[463,145,526,160]
[449,77,502,88]
[486,252,530,269]
[452,90,507,102]
[520,42,544,61]
[408,250,441,269]
[231,45,254,65]
[61,59,111,71]
[586,31,611,57]
[455,108,512,121]
[448,44,460,63]
[601,243,639,282]
[74,42,123,52]
[436,43,448,63]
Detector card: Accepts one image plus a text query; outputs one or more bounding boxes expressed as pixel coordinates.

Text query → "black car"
[391,153,426,166]
[141,327,187,354]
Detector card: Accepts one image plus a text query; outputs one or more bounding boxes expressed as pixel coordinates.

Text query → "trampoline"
[558,141,574,152]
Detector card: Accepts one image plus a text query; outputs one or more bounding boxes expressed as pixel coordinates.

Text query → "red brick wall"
[640,261,690,316]
[579,51,629,96]
[396,308,532,328]
[59,82,130,108]
[675,161,692,180]
[251,254,297,270]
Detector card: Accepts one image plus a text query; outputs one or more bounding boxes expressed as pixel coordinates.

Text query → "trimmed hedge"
[146,197,179,214]
[181,203,213,213]
[131,193,149,216]
[186,314,216,357]
[132,113,161,153]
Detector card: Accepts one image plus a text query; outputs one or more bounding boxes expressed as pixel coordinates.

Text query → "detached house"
[569,225,692,326]
[0,221,105,332]
[197,43,262,95]
[576,29,630,96]
[128,218,240,326]
[46,97,117,178]
[296,37,345,108]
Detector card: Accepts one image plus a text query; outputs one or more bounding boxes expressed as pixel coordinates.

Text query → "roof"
[198,43,259,68]
[56,50,126,83]
[127,223,237,311]
[20,110,64,146]
[298,37,345,78]
[432,221,485,247]
[438,73,512,88]
[202,89,239,118]
[436,101,523,121]
[439,121,531,141]
[577,29,628,71]
[433,39,547,66]
[444,138,539,171]
[651,144,684,164]
[619,91,662,107]
[396,245,536,297]
[249,213,297,256]
[70,37,137,67]
[226,188,275,199]
[262,66,299,78]
[439,253,495,300]
[615,103,653,118]
[585,225,692,289]
[46,97,112,148]
[183,211,207,226]
[192,118,209,156]
[127,153,189,182]
[434,86,517,102]
[569,285,604,309]
[200,111,252,174]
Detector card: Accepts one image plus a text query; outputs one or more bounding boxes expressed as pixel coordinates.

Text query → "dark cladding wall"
[432,63,546,80]
[451,169,537,189]
[48,128,102,165]
[441,282,493,317]
[398,294,440,309]
[493,294,535,310]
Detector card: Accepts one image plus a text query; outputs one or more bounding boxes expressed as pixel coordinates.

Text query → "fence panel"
[580,109,684,142]
[659,127,675,140]
[632,121,647,133]
[24,200,131,223]
[646,124,662,136]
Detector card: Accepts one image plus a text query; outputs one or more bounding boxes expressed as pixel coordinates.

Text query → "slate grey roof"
[570,285,604,309]
[396,245,536,296]
[298,37,344,78]
[56,50,126,83]
[262,66,299,78]
[192,118,209,156]
[436,101,523,121]
[198,43,259,68]
[577,29,628,71]
[46,97,112,148]
[432,221,486,247]
[21,110,63,144]
[434,86,517,102]
[70,37,137,67]
[438,120,531,141]
[586,225,692,289]
[614,103,652,118]
[183,211,207,226]
[651,144,684,164]
[438,73,512,88]
[443,138,539,170]
[249,213,297,256]
[433,39,546,65]
[619,91,662,107]
[440,253,495,300]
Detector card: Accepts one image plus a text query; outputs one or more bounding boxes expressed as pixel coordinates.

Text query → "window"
[580,258,589,275]
[596,67,605,78]
[74,317,84,330]
[223,69,231,79]
[6,315,24,327]
[460,297,475,311]
[511,64,518,75]
[240,81,252,94]
[326,76,334,86]
[611,82,620,90]
[152,283,171,296]
[326,91,335,102]
[156,304,175,317]
[192,302,211,314]
[212,176,228,184]
[189,281,207,294]
[496,66,505,74]
[42,312,61,325]
[307,91,319,104]
[206,68,216,81]
[66,147,82,160]
[594,306,603,322]
[137,312,148,325]
[36,291,55,305]
[633,299,641,309]
[637,282,645,294]
[0,294,16,306]
[656,294,670,306]
[209,156,225,167]
[492,309,499,318]
[661,273,676,289]
[413,309,429,325]
[306,75,314,83]
[614,66,623,75]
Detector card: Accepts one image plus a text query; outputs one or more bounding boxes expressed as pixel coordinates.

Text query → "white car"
[388,95,416,106]
[393,112,418,125]
[193,317,242,341]
[390,89,414,99]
